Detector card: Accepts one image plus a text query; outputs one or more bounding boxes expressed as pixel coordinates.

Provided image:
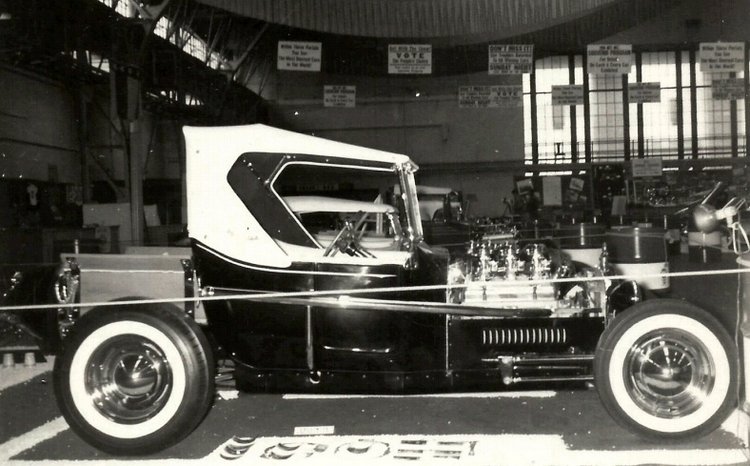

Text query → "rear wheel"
[595,299,737,440]
[54,304,214,455]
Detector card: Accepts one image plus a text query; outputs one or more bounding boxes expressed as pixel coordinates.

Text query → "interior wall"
[0,66,80,183]
[269,72,524,216]
[145,118,184,180]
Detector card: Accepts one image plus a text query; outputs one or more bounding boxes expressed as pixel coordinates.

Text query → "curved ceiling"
[194,0,621,41]
[183,0,686,79]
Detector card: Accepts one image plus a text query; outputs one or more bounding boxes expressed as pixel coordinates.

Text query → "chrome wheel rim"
[85,335,173,424]
[624,329,715,419]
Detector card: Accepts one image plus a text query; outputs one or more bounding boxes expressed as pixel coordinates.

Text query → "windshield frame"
[398,162,424,244]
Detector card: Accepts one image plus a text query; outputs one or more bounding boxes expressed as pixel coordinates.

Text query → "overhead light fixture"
[415,92,421,97]
[294,111,299,116]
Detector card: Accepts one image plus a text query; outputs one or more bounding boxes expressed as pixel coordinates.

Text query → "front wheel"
[53,304,214,455]
[594,299,737,440]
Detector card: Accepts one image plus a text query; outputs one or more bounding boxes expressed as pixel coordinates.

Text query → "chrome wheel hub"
[624,329,715,418]
[85,335,172,424]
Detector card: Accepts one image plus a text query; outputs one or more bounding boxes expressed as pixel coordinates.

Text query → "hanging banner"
[388,44,432,74]
[712,78,745,101]
[488,44,534,75]
[631,158,663,178]
[277,41,322,71]
[586,44,632,75]
[323,85,356,107]
[699,42,745,73]
[458,85,523,108]
[551,85,584,106]
[628,82,661,104]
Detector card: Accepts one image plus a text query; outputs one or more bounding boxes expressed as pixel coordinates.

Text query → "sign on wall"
[388,44,432,74]
[551,85,584,106]
[542,176,562,206]
[631,158,663,178]
[277,41,322,71]
[628,82,661,104]
[712,78,745,100]
[699,42,745,73]
[586,44,632,75]
[458,85,523,108]
[323,85,356,107]
[488,44,533,75]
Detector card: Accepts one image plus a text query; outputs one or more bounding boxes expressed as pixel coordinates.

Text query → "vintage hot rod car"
[5,125,736,455]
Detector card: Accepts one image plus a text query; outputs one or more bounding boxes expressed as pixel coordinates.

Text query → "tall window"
[589,74,624,162]
[695,65,746,158]
[535,56,573,164]
[696,69,734,158]
[638,52,679,159]
[524,49,749,166]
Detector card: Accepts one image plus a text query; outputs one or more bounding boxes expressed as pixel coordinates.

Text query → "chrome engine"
[447,232,608,316]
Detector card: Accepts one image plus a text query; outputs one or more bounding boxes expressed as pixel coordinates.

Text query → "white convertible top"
[185,124,414,268]
[183,124,412,165]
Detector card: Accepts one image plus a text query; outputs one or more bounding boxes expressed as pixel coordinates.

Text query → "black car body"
[6,125,737,454]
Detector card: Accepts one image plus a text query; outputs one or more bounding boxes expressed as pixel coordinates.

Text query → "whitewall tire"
[54,304,214,455]
[594,299,737,440]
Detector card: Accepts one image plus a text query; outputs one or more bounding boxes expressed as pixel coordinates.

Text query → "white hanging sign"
[388,44,432,74]
[699,42,745,73]
[586,44,632,75]
[712,78,745,100]
[551,85,584,106]
[324,85,356,107]
[277,41,322,71]
[458,85,523,108]
[488,44,534,75]
[628,82,661,104]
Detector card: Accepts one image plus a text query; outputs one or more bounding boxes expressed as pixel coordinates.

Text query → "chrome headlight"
[54,260,80,305]
[54,260,80,340]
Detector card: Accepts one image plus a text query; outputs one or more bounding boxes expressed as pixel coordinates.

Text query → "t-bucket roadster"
[40,125,737,454]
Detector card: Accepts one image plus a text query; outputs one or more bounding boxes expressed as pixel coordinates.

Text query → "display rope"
[2,265,749,313]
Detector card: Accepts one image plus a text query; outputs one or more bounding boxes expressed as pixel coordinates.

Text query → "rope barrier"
[2,265,750,313]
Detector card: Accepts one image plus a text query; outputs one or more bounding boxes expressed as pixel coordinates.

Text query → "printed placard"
[324,85,356,107]
[712,78,745,100]
[542,176,562,206]
[700,42,745,73]
[551,85,584,106]
[628,82,661,104]
[587,44,632,75]
[277,41,322,71]
[458,85,523,108]
[388,44,432,74]
[632,158,663,177]
[569,177,585,192]
[488,44,533,75]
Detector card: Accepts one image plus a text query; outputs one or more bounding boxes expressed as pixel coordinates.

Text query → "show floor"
[1,252,749,465]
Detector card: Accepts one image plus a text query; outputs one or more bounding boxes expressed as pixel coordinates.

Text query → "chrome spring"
[481,327,568,346]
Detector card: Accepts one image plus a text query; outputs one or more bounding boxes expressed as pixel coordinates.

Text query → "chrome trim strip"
[322,344,393,354]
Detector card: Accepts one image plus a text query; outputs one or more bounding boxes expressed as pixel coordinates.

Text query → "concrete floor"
[1,252,749,465]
